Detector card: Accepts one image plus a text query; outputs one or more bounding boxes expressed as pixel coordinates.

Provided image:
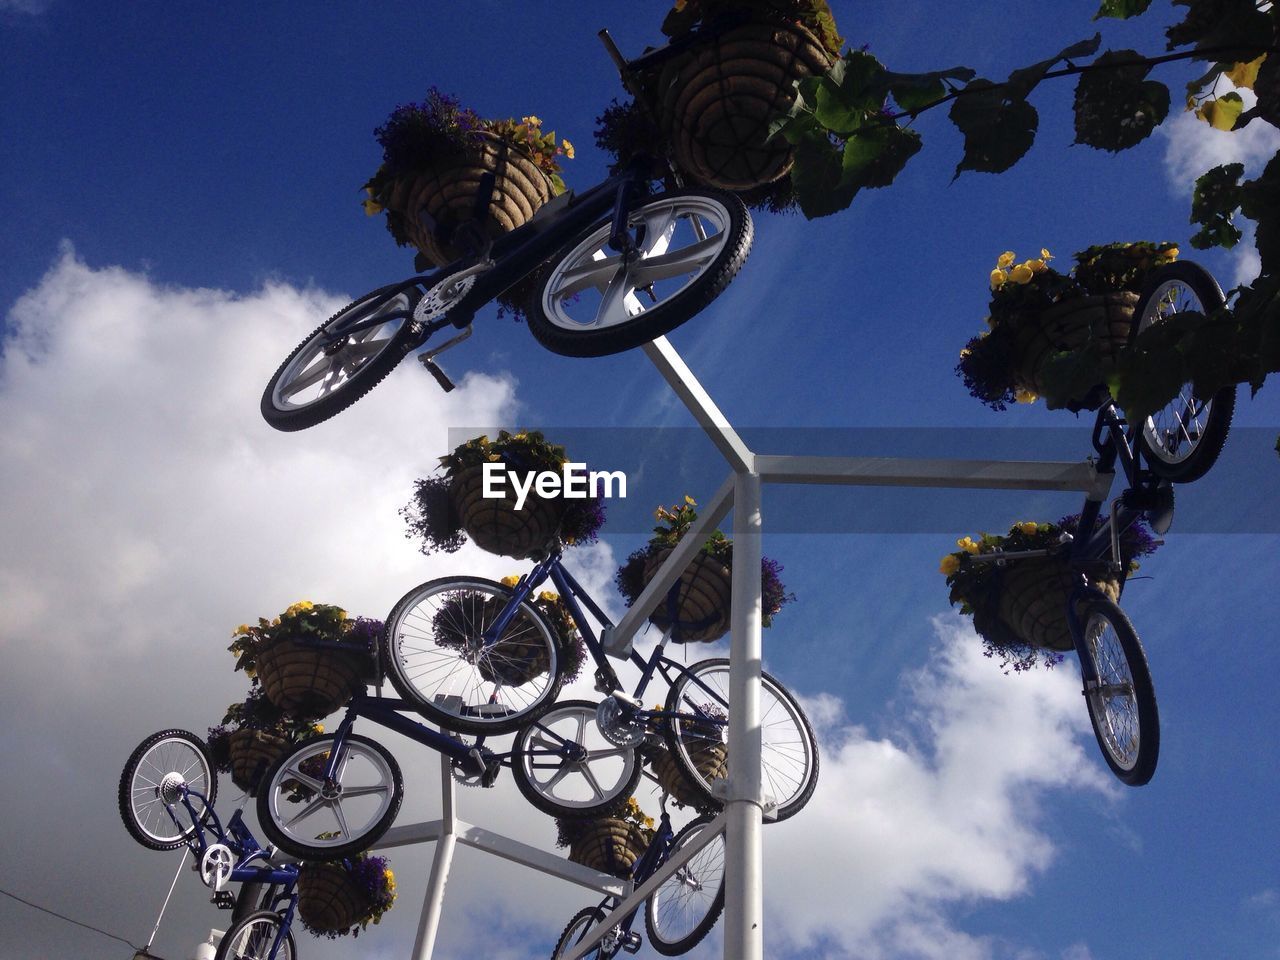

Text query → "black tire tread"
[644,815,726,956]
[214,910,296,960]
[1081,598,1159,786]
[553,906,616,959]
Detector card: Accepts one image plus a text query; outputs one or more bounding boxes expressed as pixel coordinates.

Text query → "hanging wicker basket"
[657,18,834,191]
[648,739,727,809]
[1011,292,1139,399]
[226,729,289,795]
[255,639,365,720]
[382,132,554,268]
[995,559,1122,651]
[430,592,551,686]
[643,547,733,643]
[298,862,372,934]
[567,818,651,878]
[449,464,566,560]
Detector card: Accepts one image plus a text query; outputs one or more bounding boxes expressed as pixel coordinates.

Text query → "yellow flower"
[997,251,1016,268]
[313,723,325,734]
[1166,246,1179,260]
[538,590,559,603]
[990,268,1008,289]
[1014,388,1039,404]
[562,139,574,159]
[684,495,696,506]
[522,115,542,128]
[362,196,383,216]
[1040,248,1053,260]
[284,600,314,617]
[939,554,961,575]
[500,575,520,587]
[233,624,252,637]
[956,536,981,555]
[1016,521,1039,536]
[1009,263,1034,284]
[1027,258,1048,273]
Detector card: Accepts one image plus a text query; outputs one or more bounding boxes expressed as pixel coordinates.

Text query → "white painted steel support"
[410,753,458,960]
[725,470,765,960]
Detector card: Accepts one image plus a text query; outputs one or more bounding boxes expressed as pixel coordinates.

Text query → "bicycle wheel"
[510,700,641,818]
[645,816,726,956]
[214,910,296,960]
[1130,261,1236,482]
[256,733,402,860]
[383,577,564,735]
[526,188,752,357]
[552,906,621,959]
[664,658,818,822]
[261,283,422,431]
[1079,598,1159,786]
[119,729,217,851]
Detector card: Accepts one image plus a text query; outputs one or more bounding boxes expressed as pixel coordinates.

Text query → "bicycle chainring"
[596,697,647,748]
[414,271,480,325]
[199,843,235,891]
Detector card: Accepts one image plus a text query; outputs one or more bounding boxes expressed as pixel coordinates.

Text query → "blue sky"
[2,2,1278,959]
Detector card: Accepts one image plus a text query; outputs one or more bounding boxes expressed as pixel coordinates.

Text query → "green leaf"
[841,122,923,190]
[884,65,977,113]
[1200,91,1244,130]
[949,80,1039,176]
[1241,154,1280,275]
[1038,349,1109,409]
[1190,162,1245,250]
[1112,344,1191,425]
[1166,0,1275,60]
[1095,0,1153,19]
[790,134,852,219]
[1073,49,1170,151]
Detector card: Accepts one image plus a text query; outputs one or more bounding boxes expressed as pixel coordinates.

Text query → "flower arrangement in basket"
[555,797,656,878]
[206,688,323,794]
[229,602,383,720]
[362,88,574,271]
[615,496,793,643]
[957,241,1180,411]
[402,430,606,561]
[644,701,728,810]
[297,854,396,939]
[619,0,842,201]
[940,515,1161,672]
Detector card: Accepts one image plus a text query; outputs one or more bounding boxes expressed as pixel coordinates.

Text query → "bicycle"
[957,259,1238,787]
[254,685,643,860]
[377,553,820,824]
[260,29,753,433]
[552,805,726,959]
[118,729,301,960]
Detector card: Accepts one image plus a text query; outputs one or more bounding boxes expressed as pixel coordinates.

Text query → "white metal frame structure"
[246,334,1114,960]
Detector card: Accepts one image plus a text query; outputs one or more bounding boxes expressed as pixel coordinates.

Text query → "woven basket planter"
[995,559,1122,652]
[649,740,728,808]
[298,863,372,934]
[383,132,554,268]
[657,18,833,191]
[450,464,565,560]
[643,548,733,643]
[256,639,364,720]
[567,819,650,878]
[226,729,289,794]
[1011,292,1139,399]
[431,593,551,686]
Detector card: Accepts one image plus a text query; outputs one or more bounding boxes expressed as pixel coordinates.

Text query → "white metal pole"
[724,470,764,960]
[411,752,459,959]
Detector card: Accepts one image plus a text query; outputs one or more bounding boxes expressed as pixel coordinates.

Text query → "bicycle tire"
[1129,261,1235,483]
[1079,597,1159,786]
[644,815,726,956]
[256,732,403,860]
[261,283,422,431]
[215,909,296,960]
[552,906,621,959]
[525,188,752,357]
[510,700,641,818]
[664,658,819,822]
[382,576,564,735]
[119,729,217,851]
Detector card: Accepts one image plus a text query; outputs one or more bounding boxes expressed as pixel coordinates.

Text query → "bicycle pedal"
[621,932,643,954]
[418,355,456,392]
[211,891,236,910]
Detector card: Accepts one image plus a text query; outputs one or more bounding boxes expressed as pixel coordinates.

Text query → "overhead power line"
[0,886,145,953]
